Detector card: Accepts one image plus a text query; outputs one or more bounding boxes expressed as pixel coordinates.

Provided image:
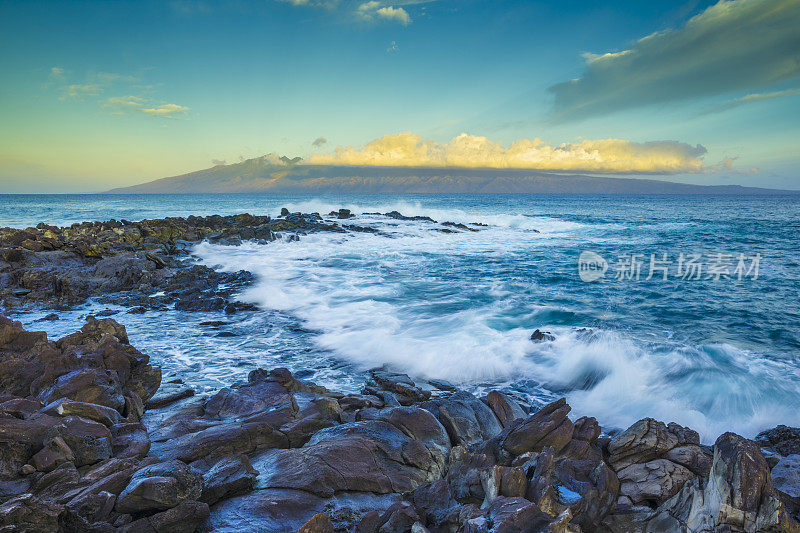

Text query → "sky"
[0,0,799,192]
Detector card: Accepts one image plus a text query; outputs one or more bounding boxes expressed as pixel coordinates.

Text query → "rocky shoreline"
[2,317,800,532]
[0,209,485,313]
[1,210,799,532]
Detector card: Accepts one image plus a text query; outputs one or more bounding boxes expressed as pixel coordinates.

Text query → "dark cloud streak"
[548,0,800,121]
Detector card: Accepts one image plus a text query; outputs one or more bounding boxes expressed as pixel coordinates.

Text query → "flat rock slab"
[201,488,399,533]
[145,383,195,410]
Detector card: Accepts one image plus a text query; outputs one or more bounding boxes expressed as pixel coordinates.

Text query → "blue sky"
[1,0,798,192]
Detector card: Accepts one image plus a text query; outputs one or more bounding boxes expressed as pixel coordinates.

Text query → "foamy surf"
[193,207,800,441]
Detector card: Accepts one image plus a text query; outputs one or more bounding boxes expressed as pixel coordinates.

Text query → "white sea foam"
[194,212,800,441]
[279,198,585,234]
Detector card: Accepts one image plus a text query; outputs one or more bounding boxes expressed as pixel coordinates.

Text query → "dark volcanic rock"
[198,454,258,505]
[758,425,800,457]
[0,211,378,310]
[421,391,503,447]
[606,417,698,471]
[121,500,209,533]
[146,382,195,410]
[366,370,432,406]
[383,211,435,222]
[529,329,555,342]
[145,367,342,465]
[253,406,450,497]
[3,315,800,533]
[116,460,202,513]
[0,493,63,532]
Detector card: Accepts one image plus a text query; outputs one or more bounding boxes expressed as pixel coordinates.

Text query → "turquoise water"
[2,193,799,440]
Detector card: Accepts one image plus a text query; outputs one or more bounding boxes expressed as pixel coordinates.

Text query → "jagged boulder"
[502,398,574,456]
[606,418,698,471]
[643,432,800,532]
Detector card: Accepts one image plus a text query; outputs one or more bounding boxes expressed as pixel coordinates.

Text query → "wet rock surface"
[2,211,799,532]
[0,209,482,313]
[2,317,799,532]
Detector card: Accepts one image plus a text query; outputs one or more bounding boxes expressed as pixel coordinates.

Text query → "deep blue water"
[2,193,799,440]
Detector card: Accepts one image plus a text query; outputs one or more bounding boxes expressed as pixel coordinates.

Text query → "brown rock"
[502,398,574,456]
[421,391,503,447]
[572,416,601,443]
[499,465,528,498]
[40,397,122,426]
[298,512,335,533]
[256,408,449,498]
[30,436,74,473]
[37,368,125,413]
[488,496,553,533]
[606,418,695,471]
[486,391,527,428]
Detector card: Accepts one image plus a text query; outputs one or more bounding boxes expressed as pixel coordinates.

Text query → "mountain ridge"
[105,156,793,195]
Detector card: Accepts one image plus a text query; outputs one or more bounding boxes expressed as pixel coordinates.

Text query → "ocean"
[2,193,799,441]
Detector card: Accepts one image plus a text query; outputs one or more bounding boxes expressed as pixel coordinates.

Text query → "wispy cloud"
[312,136,328,147]
[699,87,800,115]
[140,103,190,118]
[307,132,711,173]
[59,84,102,101]
[104,95,148,108]
[92,72,139,84]
[49,68,189,120]
[103,97,190,119]
[276,0,337,8]
[549,0,800,121]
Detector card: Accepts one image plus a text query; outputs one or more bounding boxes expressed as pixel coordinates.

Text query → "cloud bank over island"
[306,132,709,173]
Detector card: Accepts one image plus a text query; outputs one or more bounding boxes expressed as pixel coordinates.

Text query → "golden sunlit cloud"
[140,103,190,118]
[279,0,414,23]
[357,2,412,24]
[307,132,710,173]
[105,95,147,108]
